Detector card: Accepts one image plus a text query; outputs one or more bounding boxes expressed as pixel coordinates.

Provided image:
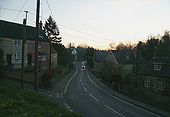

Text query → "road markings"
[104,105,126,117]
[63,66,78,94]
[64,103,73,112]
[83,87,88,92]
[81,79,84,86]
[52,90,58,92]
[89,93,99,102]
[87,73,161,117]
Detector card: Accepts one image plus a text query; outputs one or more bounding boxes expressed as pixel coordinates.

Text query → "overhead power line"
[14,0,29,20]
[1,2,113,43]
[58,24,112,42]
[45,0,54,17]
[44,0,113,42]
[0,7,23,12]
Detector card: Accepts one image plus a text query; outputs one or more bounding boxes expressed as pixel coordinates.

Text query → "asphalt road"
[65,64,162,117]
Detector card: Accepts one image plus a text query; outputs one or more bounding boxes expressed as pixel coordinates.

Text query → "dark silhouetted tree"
[157,31,170,57]
[44,16,61,69]
[116,42,134,52]
[86,47,95,68]
[140,36,159,61]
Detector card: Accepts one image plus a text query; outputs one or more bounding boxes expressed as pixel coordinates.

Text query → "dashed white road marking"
[52,90,58,92]
[64,103,73,112]
[81,80,84,86]
[104,105,126,117]
[48,94,59,98]
[83,87,88,92]
[89,93,99,102]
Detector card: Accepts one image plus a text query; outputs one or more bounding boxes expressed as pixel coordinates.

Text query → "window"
[144,80,151,88]
[38,43,41,49]
[157,82,165,90]
[14,40,20,46]
[154,64,161,71]
[14,53,20,60]
[42,55,47,61]
[38,53,47,62]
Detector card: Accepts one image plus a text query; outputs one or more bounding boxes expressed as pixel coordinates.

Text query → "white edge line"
[104,105,126,117]
[83,87,88,92]
[87,72,160,116]
[63,66,78,94]
[89,93,99,102]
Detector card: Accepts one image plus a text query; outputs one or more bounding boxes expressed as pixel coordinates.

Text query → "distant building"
[51,47,58,69]
[71,48,77,61]
[94,50,108,76]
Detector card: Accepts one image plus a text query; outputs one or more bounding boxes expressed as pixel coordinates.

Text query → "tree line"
[113,31,170,61]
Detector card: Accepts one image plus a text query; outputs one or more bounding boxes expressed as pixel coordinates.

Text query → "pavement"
[88,72,170,117]
[63,63,169,117]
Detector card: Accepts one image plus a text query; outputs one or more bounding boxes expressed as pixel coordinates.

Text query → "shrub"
[24,65,34,72]
[41,69,55,82]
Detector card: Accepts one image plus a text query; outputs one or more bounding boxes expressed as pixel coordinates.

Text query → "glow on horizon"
[0,0,170,49]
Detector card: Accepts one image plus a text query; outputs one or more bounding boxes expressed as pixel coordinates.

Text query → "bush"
[41,69,55,82]
[24,65,34,72]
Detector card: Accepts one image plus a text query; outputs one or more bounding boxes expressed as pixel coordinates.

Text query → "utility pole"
[49,38,51,70]
[21,10,28,89]
[34,0,40,92]
[135,41,142,88]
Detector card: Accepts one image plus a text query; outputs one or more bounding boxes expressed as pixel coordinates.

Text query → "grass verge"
[0,82,81,117]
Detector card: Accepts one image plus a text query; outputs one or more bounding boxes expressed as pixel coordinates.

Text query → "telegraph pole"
[34,0,40,92]
[21,10,28,89]
[49,38,51,70]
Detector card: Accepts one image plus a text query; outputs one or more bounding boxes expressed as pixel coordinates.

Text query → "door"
[28,54,32,66]
[7,54,12,67]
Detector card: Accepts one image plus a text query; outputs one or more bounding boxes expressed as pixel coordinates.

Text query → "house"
[0,20,50,71]
[93,50,108,76]
[137,57,170,96]
[105,50,135,78]
[71,48,77,62]
[51,47,58,69]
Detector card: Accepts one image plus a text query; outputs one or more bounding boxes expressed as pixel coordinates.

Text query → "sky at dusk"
[0,0,170,49]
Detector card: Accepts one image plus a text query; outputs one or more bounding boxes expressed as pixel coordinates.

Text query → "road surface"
[64,63,161,117]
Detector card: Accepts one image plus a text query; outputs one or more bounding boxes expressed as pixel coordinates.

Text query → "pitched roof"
[138,57,170,78]
[95,50,108,62]
[0,20,48,41]
[112,50,135,64]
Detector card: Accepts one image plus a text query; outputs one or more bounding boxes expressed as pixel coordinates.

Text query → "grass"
[0,82,81,117]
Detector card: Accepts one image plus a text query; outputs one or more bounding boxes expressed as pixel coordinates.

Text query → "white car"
[81,65,86,70]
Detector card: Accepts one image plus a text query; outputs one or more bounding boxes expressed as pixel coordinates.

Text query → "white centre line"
[89,93,99,102]
[83,87,88,92]
[81,79,84,86]
[104,105,126,117]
